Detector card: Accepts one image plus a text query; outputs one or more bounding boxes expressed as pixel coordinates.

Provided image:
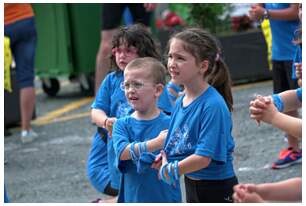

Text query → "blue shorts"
[4,17,37,89]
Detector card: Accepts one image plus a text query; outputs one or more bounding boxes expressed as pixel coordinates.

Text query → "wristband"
[167,163,175,184]
[173,160,179,180]
[159,164,170,184]
[129,142,138,162]
[272,94,284,112]
[160,162,179,185]
[104,117,108,128]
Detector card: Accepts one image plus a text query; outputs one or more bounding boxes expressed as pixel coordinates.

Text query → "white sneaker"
[21,130,38,143]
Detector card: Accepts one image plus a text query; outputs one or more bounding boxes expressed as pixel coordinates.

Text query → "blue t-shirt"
[88,71,177,191]
[87,132,110,193]
[292,45,302,79]
[113,112,181,203]
[91,71,131,190]
[164,86,236,180]
[296,87,302,102]
[264,3,299,61]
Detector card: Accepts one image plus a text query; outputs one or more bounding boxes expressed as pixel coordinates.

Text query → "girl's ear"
[200,60,209,74]
[155,83,164,98]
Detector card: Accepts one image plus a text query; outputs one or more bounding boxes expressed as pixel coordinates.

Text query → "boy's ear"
[155,83,164,97]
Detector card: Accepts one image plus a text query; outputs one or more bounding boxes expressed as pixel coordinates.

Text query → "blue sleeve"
[112,119,130,173]
[195,106,228,163]
[272,94,284,112]
[296,88,302,102]
[91,74,112,114]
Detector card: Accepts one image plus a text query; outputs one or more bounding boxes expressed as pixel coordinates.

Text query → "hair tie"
[215,53,220,62]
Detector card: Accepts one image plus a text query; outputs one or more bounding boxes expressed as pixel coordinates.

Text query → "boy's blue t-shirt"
[112,112,181,203]
[164,86,236,180]
[91,71,131,190]
[264,3,299,61]
[89,71,177,190]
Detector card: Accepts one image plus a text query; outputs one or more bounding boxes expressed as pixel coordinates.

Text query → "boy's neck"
[132,107,161,120]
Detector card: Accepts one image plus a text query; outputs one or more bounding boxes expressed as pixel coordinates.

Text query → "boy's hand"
[105,117,116,137]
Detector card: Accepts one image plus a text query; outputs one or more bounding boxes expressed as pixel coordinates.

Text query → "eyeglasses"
[120,81,154,91]
[112,47,138,57]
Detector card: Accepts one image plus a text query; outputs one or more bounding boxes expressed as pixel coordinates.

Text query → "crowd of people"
[4,3,302,203]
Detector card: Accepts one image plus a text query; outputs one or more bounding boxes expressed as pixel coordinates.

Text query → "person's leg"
[284,60,300,150]
[20,87,35,131]
[128,3,152,27]
[95,4,125,94]
[10,17,37,138]
[95,29,117,93]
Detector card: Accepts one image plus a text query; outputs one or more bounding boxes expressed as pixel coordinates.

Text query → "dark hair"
[111,24,161,71]
[125,57,166,85]
[167,27,233,111]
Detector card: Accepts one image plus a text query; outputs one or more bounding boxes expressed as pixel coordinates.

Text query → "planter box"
[219,30,271,84]
[157,29,271,84]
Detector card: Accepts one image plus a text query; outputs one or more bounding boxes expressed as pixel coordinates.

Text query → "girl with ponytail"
[152,27,238,203]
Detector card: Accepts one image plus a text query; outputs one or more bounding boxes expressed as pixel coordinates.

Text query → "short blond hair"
[125,57,166,85]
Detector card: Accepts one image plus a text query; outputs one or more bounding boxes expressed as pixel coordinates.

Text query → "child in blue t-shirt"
[152,28,238,203]
[87,24,176,202]
[113,57,181,203]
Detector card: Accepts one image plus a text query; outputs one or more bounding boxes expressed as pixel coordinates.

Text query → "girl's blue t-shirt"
[87,132,110,192]
[112,112,181,203]
[91,71,131,190]
[164,86,236,180]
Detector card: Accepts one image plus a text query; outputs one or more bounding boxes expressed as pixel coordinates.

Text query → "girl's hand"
[295,63,302,79]
[105,117,116,137]
[158,150,169,180]
[233,184,264,203]
[295,63,302,86]
[249,95,271,125]
[151,153,162,170]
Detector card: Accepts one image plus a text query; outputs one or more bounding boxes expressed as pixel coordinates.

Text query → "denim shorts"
[5,17,37,89]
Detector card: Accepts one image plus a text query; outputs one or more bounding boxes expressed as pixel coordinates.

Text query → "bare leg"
[286,110,300,150]
[20,87,35,131]
[95,29,118,94]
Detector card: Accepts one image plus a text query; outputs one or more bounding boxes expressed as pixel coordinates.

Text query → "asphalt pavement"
[4,79,302,203]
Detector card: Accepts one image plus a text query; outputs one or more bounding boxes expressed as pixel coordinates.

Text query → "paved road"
[4,80,302,203]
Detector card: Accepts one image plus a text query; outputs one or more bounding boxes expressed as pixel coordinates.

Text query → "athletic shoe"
[271,147,302,169]
[21,129,38,143]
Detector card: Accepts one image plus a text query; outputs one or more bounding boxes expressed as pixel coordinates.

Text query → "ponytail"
[207,57,233,112]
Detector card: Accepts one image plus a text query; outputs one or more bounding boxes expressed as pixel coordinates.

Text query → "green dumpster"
[33,3,101,96]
